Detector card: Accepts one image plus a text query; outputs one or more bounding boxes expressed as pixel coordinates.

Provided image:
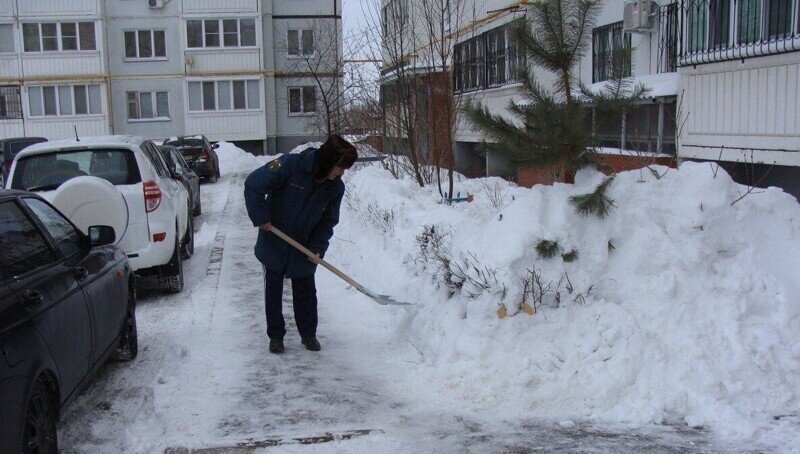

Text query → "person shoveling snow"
[244,135,357,354]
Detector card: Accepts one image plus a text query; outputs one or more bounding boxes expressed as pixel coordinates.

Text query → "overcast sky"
[342,0,370,35]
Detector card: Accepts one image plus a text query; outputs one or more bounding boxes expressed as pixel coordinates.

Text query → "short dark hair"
[314,134,358,180]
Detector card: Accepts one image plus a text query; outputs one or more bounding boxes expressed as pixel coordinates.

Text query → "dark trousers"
[263,266,318,340]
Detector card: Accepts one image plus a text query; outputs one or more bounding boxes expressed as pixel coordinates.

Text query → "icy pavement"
[57,172,748,453]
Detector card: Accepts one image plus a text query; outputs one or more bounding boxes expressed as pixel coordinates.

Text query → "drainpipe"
[100,0,114,134]
[620,111,626,151]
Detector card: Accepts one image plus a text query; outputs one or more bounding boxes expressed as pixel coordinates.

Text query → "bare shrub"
[481,180,510,209]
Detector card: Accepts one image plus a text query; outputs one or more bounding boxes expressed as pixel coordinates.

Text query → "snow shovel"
[269,226,411,306]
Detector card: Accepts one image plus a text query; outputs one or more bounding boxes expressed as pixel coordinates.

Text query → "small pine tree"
[562,249,580,262]
[536,239,561,259]
[463,0,648,183]
[570,176,616,217]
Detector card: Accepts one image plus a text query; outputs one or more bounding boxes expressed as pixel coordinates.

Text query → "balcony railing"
[675,0,800,66]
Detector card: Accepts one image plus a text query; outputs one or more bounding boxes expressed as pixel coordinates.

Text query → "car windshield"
[9,140,45,155]
[11,148,141,192]
[166,137,204,148]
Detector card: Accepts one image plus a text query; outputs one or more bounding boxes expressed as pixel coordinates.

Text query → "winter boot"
[269,338,285,354]
[301,337,321,351]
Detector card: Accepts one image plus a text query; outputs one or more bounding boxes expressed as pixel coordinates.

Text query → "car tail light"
[153,232,167,242]
[143,180,162,213]
[199,150,210,159]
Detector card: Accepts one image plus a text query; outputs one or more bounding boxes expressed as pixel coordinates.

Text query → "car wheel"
[112,285,138,362]
[158,233,184,294]
[192,197,202,217]
[23,380,58,454]
[207,172,218,184]
[181,215,194,260]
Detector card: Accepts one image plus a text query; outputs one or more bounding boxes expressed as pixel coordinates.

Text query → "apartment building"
[0,0,342,154]
[675,0,800,195]
[382,0,800,195]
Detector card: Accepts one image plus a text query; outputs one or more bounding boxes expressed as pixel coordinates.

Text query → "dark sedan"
[158,144,202,217]
[0,190,137,453]
[162,135,221,184]
[1,137,47,187]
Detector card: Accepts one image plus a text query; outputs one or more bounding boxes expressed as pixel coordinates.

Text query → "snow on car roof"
[16,135,149,158]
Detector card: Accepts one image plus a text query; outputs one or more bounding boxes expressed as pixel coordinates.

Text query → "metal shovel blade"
[358,287,412,306]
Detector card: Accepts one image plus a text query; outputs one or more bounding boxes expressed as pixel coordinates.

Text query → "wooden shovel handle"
[269,226,366,292]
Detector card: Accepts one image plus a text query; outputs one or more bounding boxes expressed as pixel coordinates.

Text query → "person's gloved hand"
[260,222,271,232]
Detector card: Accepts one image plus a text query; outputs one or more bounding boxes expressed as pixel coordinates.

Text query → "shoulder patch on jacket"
[268,159,282,173]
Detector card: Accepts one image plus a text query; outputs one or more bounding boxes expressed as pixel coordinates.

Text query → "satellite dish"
[51,176,128,245]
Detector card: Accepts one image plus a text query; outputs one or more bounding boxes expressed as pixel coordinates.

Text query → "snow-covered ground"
[57,142,799,452]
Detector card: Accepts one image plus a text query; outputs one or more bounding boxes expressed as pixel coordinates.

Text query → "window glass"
[302,30,314,55]
[766,0,792,38]
[188,82,202,111]
[204,20,220,47]
[124,31,137,58]
[58,85,73,115]
[79,22,96,50]
[233,81,246,109]
[74,85,88,114]
[127,91,139,119]
[156,91,169,117]
[28,86,43,116]
[154,30,166,57]
[138,30,152,58]
[217,81,231,110]
[140,92,154,118]
[202,81,216,110]
[738,0,761,43]
[23,24,40,52]
[303,86,316,113]
[23,198,83,259]
[223,20,239,46]
[88,84,101,114]
[42,86,57,115]
[246,80,259,109]
[41,23,58,51]
[288,30,299,55]
[0,201,57,278]
[240,19,256,46]
[61,23,78,50]
[289,88,301,113]
[187,20,202,47]
[11,149,141,191]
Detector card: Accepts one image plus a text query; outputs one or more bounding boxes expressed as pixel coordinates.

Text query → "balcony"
[676,0,800,66]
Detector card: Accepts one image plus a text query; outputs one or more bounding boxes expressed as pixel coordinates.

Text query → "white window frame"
[127,91,170,122]
[287,29,314,58]
[21,22,97,53]
[123,29,167,61]
[185,18,257,49]
[287,86,317,117]
[26,84,102,118]
[186,79,261,113]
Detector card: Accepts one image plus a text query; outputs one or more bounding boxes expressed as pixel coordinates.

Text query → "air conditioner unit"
[623,0,652,32]
[148,0,165,9]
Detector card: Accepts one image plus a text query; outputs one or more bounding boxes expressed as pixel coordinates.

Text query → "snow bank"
[217,143,800,448]
[328,161,800,448]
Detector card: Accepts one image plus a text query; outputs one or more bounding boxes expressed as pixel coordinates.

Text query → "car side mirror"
[212,143,219,149]
[89,225,116,246]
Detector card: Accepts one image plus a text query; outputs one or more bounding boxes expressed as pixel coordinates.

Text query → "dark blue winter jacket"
[244,148,345,278]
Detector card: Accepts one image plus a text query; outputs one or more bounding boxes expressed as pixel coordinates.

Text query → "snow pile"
[215,141,275,176]
[217,142,799,448]
[326,161,800,448]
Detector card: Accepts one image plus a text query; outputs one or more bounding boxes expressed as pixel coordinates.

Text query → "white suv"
[6,136,193,293]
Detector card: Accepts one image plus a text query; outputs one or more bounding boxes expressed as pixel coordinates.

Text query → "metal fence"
[0,85,23,120]
[658,2,680,72]
[675,0,800,66]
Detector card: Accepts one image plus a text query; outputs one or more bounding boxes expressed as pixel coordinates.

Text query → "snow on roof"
[19,135,148,158]
[587,72,679,98]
